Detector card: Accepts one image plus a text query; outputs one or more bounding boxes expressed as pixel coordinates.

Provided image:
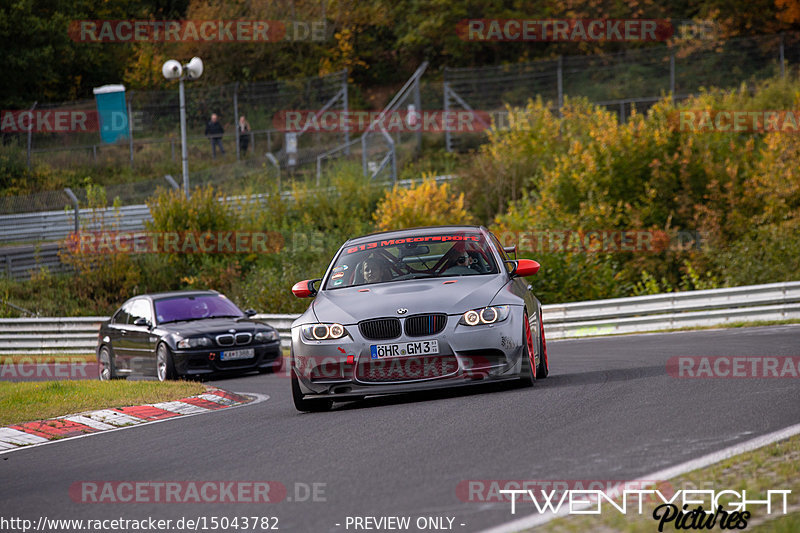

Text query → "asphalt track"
[1,325,798,532]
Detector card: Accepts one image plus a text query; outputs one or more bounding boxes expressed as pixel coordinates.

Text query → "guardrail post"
[64,187,80,234]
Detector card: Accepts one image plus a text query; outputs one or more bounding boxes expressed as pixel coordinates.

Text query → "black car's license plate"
[220,348,255,361]
[370,340,439,359]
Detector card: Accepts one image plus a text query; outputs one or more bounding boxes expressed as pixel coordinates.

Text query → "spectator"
[205,113,225,158]
[238,115,251,155]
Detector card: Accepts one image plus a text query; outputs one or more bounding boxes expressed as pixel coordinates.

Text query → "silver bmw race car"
[289,225,548,411]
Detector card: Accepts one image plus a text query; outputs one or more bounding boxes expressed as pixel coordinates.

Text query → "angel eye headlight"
[459,306,510,326]
[301,323,347,340]
[177,336,212,349]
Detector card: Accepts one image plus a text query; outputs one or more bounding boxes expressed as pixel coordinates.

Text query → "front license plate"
[220,348,255,361]
[370,340,439,359]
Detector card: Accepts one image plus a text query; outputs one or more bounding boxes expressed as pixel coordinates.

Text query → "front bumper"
[291,310,530,399]
[172,341,282,376]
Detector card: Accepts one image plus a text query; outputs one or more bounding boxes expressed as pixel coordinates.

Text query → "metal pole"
[127,95,134,167]
[413,74,422,156]
[27,102,37,170]
[179,78,190,198]
[233,82,240,161]
[342,72,350,155]
[557,56,563,114]
[444,83,451,153]
[669,52,676,102]
[64,187,80,234]
[361,135,368,177]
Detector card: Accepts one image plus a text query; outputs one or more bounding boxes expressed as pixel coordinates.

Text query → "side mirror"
[503,245,517,259]
[292,279,320,298]
[133,317,151,327]
[245,309,257,317]
[509,259,540,277]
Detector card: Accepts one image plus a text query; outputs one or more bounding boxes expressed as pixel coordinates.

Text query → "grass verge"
[528,433,800,532]
[0,380,207,427]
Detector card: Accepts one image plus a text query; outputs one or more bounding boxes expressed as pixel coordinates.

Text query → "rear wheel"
[156,344,176,382]
[291,368,332,412]
[98,346,116,381]
[536,308,549,379]
[519,311,537,387]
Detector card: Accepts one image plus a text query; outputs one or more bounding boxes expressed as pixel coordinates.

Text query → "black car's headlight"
[176,336,213,349]
[255,330,279,342]
[301,323,347,340]
[459,305,511,326]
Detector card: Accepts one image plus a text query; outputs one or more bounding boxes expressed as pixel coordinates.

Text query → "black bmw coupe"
[96,290,282,381]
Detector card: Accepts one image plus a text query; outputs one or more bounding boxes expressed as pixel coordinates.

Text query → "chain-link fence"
[20,70,348,173]
[443,32,800,150]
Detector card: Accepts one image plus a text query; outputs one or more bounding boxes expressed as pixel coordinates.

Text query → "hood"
[311,275,510,324]
[157,317,267,336]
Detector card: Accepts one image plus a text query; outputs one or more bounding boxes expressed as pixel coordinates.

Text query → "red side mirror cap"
[513,259,540,277]
[292,279,317,298]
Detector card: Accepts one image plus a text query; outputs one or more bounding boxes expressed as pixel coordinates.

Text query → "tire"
[291,368,332,412]
[536,307,549,379]
[98,346,116,381]
[519,311,537,387]
[156,343,177,382]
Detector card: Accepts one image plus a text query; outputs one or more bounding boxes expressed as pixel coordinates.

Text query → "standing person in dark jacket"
[205,113,225,158]
[238,115,251,156]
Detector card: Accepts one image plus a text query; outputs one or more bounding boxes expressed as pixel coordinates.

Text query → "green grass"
[0,380,207,427]
[530,434,800,532]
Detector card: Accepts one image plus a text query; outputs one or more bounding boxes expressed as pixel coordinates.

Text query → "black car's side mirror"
[245,309,257,317]
[133,317,151,327]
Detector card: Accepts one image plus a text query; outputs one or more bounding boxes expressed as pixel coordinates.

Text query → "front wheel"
[536,309,549,379]
[291,368,332,412]
[519,312,537,387]
[156,344,177,382]
[98,346,116,381]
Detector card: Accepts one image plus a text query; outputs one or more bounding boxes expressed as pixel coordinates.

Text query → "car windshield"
[154,294,244,324]
[325,232,499,289]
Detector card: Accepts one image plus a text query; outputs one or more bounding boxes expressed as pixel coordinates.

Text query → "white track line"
[482,421,800,532]
[0,392,269,456]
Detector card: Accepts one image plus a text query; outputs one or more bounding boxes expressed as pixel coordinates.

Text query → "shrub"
[373,174,474,231]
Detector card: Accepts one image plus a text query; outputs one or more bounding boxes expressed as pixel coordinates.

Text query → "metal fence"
[15,70,348,173]
[1,282,797,355]
[443,31,800,150]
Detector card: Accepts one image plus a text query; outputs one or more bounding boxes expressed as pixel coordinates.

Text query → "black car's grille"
[356,355,459,382]
[216,334,234,346]
[358,318,401,340]
[404,314,447,337]
[215,333,251,346]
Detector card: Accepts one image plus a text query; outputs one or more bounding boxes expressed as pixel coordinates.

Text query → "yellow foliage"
[373,175,474,231]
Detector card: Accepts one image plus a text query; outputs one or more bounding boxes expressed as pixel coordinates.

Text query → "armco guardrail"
[1,282,798,356]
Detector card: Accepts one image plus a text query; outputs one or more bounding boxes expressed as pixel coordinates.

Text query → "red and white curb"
[0,388,264,454]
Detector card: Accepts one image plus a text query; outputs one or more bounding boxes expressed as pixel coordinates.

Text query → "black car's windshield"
[325,232,499,289]
[154,294,244,324]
